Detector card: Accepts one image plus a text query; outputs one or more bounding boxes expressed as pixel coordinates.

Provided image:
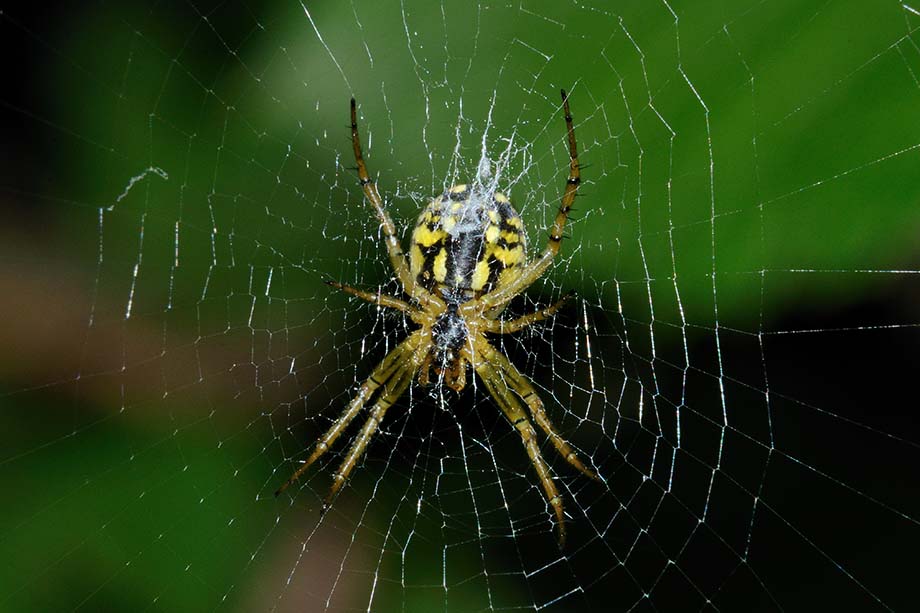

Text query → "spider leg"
[275,331,422,496]
[469,90,580,314]
[482,343,598,482]
[323,354,417,510]
[325,280,415,313]
[351,99,443,309]
[475,358,568,546]
[485,291,573,334]
[550,88,582,257]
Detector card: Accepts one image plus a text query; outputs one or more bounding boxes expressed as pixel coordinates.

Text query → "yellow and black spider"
[276,90,597,545]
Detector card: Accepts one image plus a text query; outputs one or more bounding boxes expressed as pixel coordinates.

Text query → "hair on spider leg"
[558,211,587,225]
[534,290,577,317]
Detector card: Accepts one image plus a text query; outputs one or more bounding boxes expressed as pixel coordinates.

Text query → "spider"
[276,90,597,546]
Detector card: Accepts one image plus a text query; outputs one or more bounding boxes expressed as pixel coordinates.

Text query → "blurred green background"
[1,1,919,611]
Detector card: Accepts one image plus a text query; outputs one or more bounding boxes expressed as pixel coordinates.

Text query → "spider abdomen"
[410,184,527,301]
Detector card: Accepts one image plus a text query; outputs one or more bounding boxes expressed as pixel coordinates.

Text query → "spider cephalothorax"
[276,91,598,545]
[423,301,469,391]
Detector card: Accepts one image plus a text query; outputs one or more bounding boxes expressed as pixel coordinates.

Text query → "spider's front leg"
[275,331,423,497]
[474,357,569,546]
[482,342,598,482]
[322,355,418,509]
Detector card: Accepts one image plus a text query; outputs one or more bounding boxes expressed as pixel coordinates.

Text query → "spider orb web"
[1,0,919,611]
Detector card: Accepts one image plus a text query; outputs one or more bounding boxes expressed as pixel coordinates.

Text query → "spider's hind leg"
[471,90,581,314]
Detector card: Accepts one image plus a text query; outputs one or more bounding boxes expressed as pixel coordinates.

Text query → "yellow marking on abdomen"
[414,225,445,247]
[470,259,491,291]
[491,245,525,266]
[433,249,448,282]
